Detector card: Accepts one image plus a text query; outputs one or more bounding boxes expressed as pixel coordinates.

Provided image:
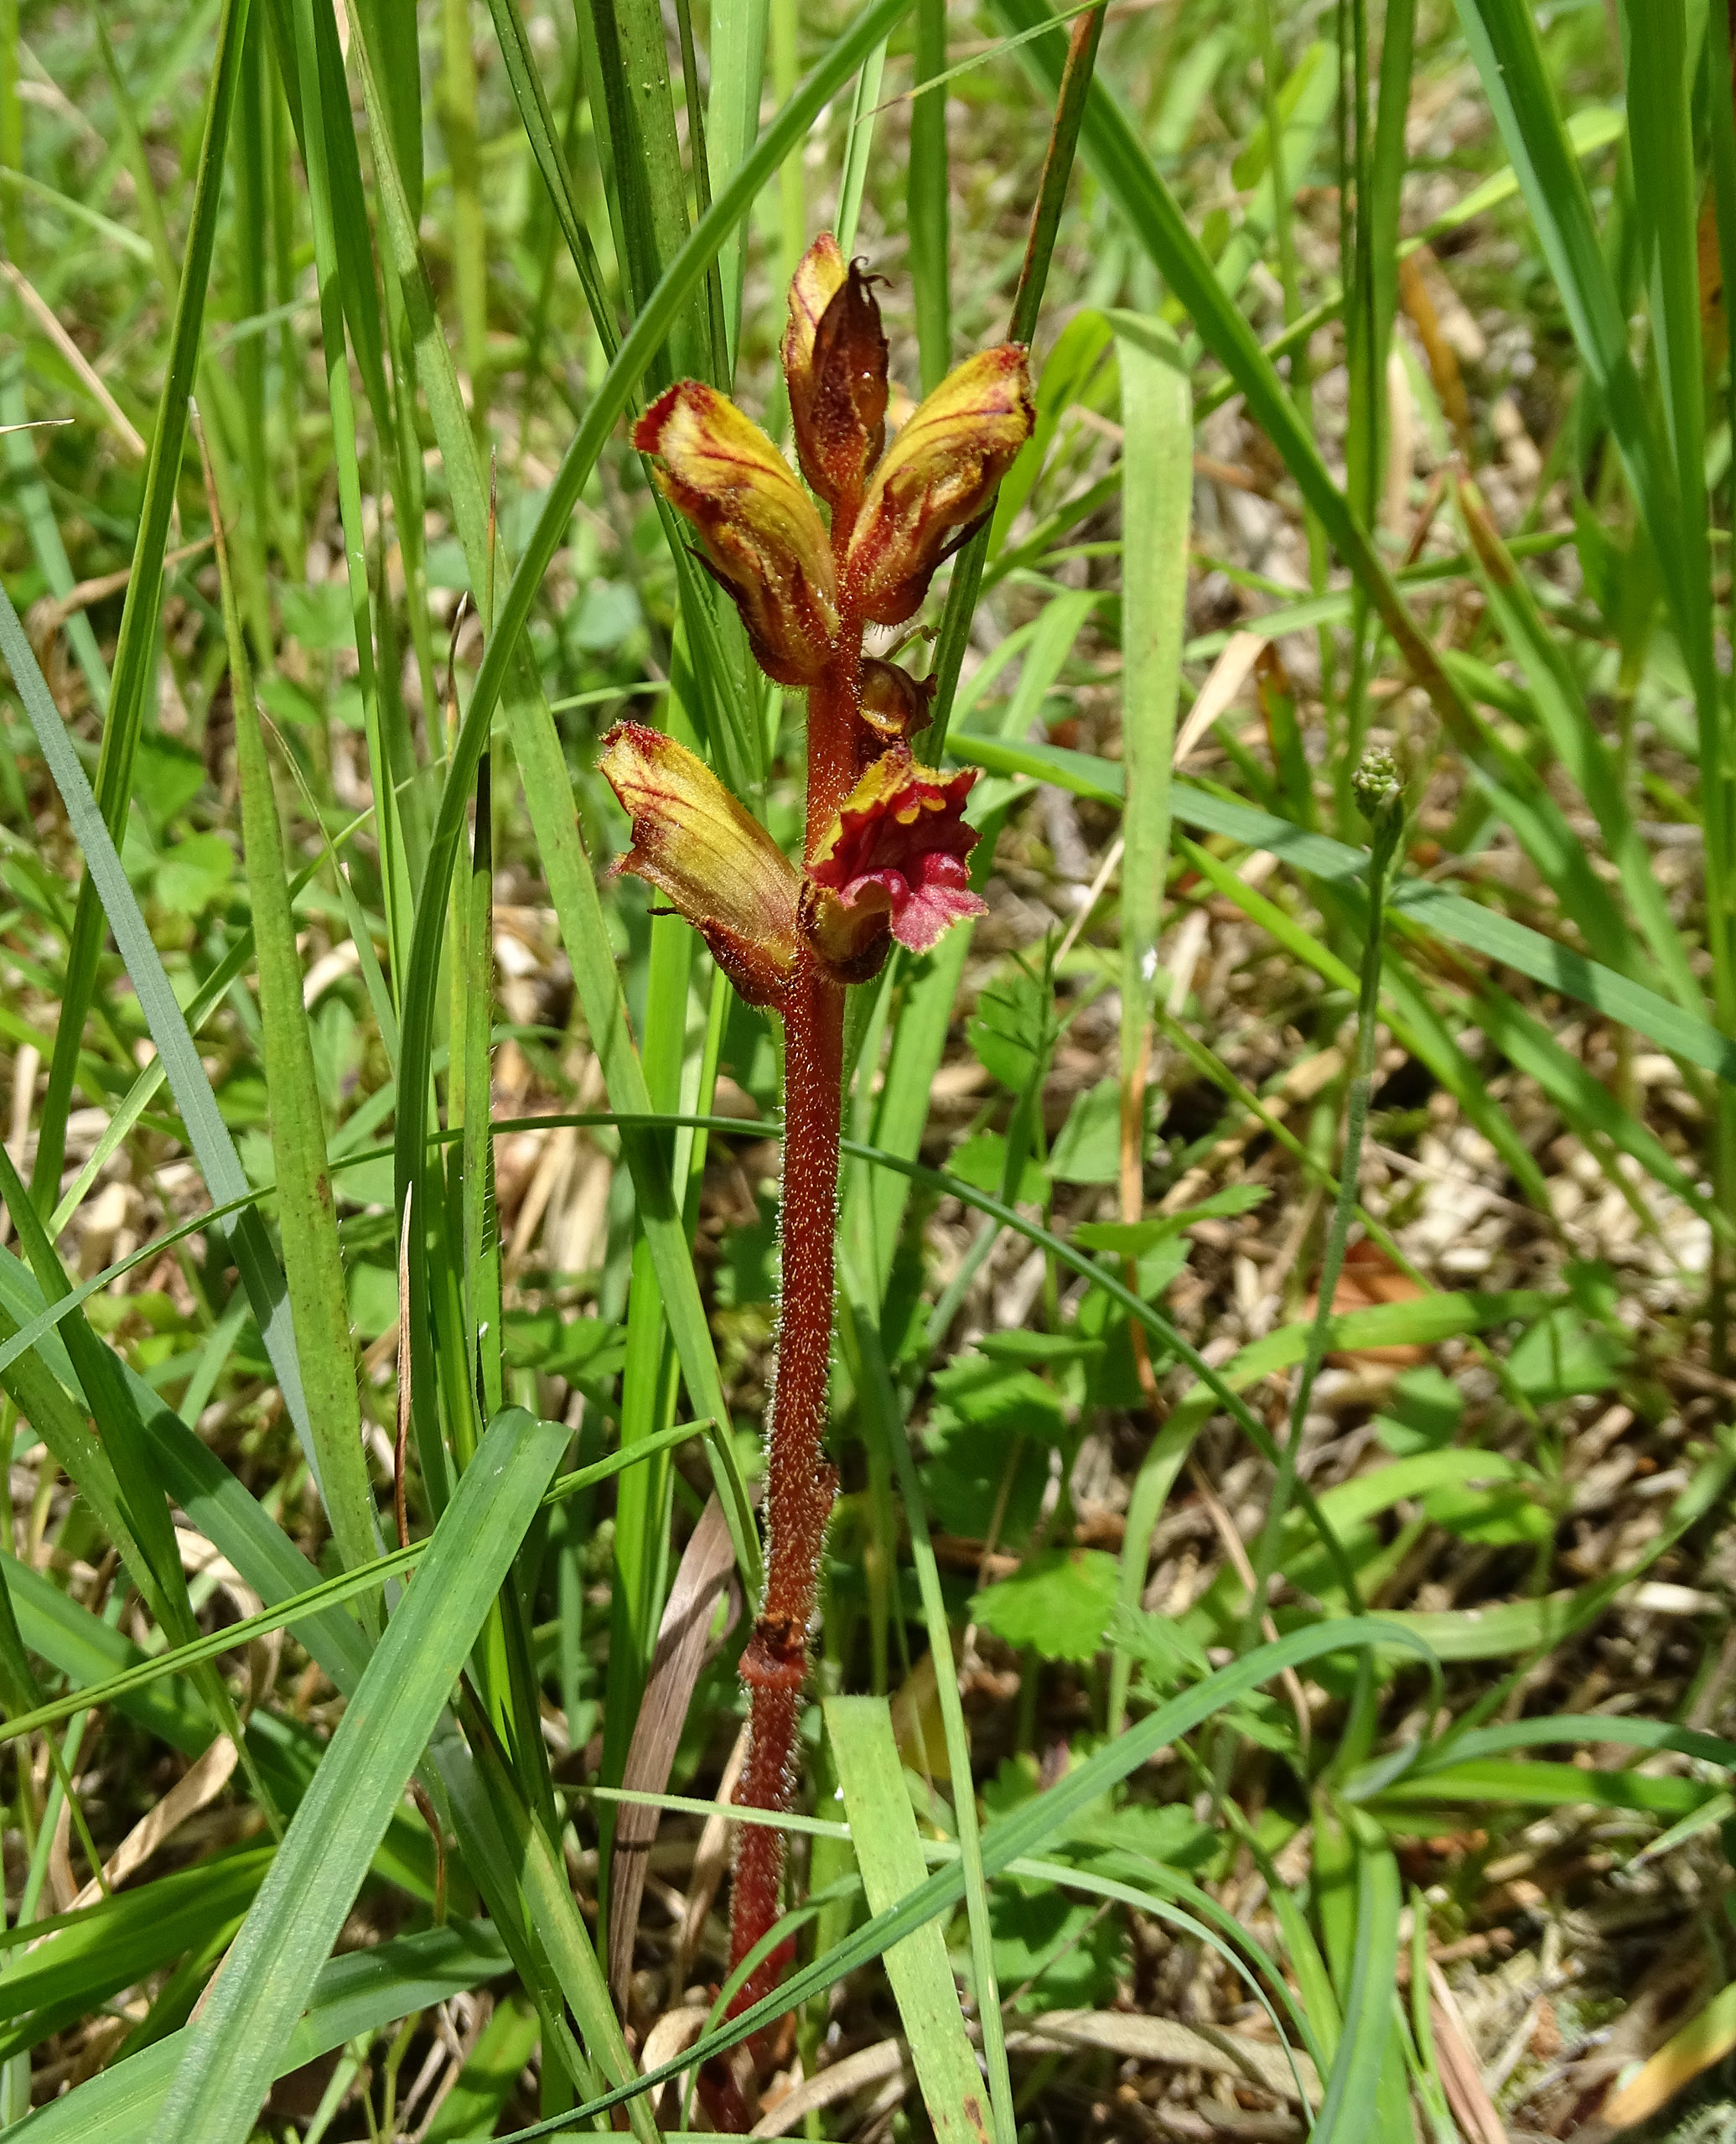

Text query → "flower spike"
[598,723,802,1006]
[803,746,987,968]
[844,345,1035,626]
[783,234,889,516]
[635,383,838,684]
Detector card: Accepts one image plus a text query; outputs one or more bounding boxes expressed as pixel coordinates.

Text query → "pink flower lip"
[806,747,988,957]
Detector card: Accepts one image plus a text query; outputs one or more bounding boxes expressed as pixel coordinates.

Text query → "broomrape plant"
[599,236,1033,2101]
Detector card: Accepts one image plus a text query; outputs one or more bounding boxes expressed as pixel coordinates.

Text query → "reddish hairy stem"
[708,641,860,2115]
[723,958,842,2023]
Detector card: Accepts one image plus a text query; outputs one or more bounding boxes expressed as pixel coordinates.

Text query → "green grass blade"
[591,0,707,383]
[31,0,251,1204]
[287,0,412,993]
[909,0,950,390]
[12,1920,512,2144]
[438,0,490,428]
[826,1697,999,2144]
[461,764,505,1425]
[1405,1713,1736,1775]
[836,37,889,253]
[260,0,392,427]
[215,447,382,1587]
[1373,1760,1713,1819]
[0,583,321,1482]
[705,0,770,371]
[1107,312,1190,1736]
[1309,1813,1405,2143]
[353,0,422,215]
[841,1298,1015,2144]
[949,737,1736,1091]
[231,6,271,560]
[145,1407,568,2144]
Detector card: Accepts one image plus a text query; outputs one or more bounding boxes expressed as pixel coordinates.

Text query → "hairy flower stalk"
[602,237,1032,2116]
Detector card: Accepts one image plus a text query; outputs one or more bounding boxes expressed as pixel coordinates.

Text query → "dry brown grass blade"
[1427,1960,1511,2144]
[0,257,147,459]
[1003,2012,1320,2106]
[749,2037,911,2137]
[608,1491,740,2010]
[65,1733,239,1913]
[1172,629,1263,767]
[1600,1978,1736,2133]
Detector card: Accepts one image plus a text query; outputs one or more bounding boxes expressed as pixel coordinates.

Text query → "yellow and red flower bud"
[843,345,1035,627]
[634,383,838,685]
[858,658,935,741]
[598,722,802,1006]
[802,746,987,968]
[782,234,889,517]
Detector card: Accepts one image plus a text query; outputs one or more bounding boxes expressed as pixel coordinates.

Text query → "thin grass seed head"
[608,240,1034,999]
[1350,744,1405,832]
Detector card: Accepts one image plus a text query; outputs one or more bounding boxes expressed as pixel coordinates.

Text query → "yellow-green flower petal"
[843,345,1034,627]
[599,722,802,1005]
[635,382,838,683]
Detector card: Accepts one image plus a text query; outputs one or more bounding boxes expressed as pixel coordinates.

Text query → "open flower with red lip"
[633,383,837,684]
[804,747,987,967]
[598,722,802,1006]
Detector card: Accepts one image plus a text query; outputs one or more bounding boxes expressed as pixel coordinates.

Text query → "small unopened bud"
[858,658,935,740]
[784,236,889,516]
[1351,746,1402,828]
